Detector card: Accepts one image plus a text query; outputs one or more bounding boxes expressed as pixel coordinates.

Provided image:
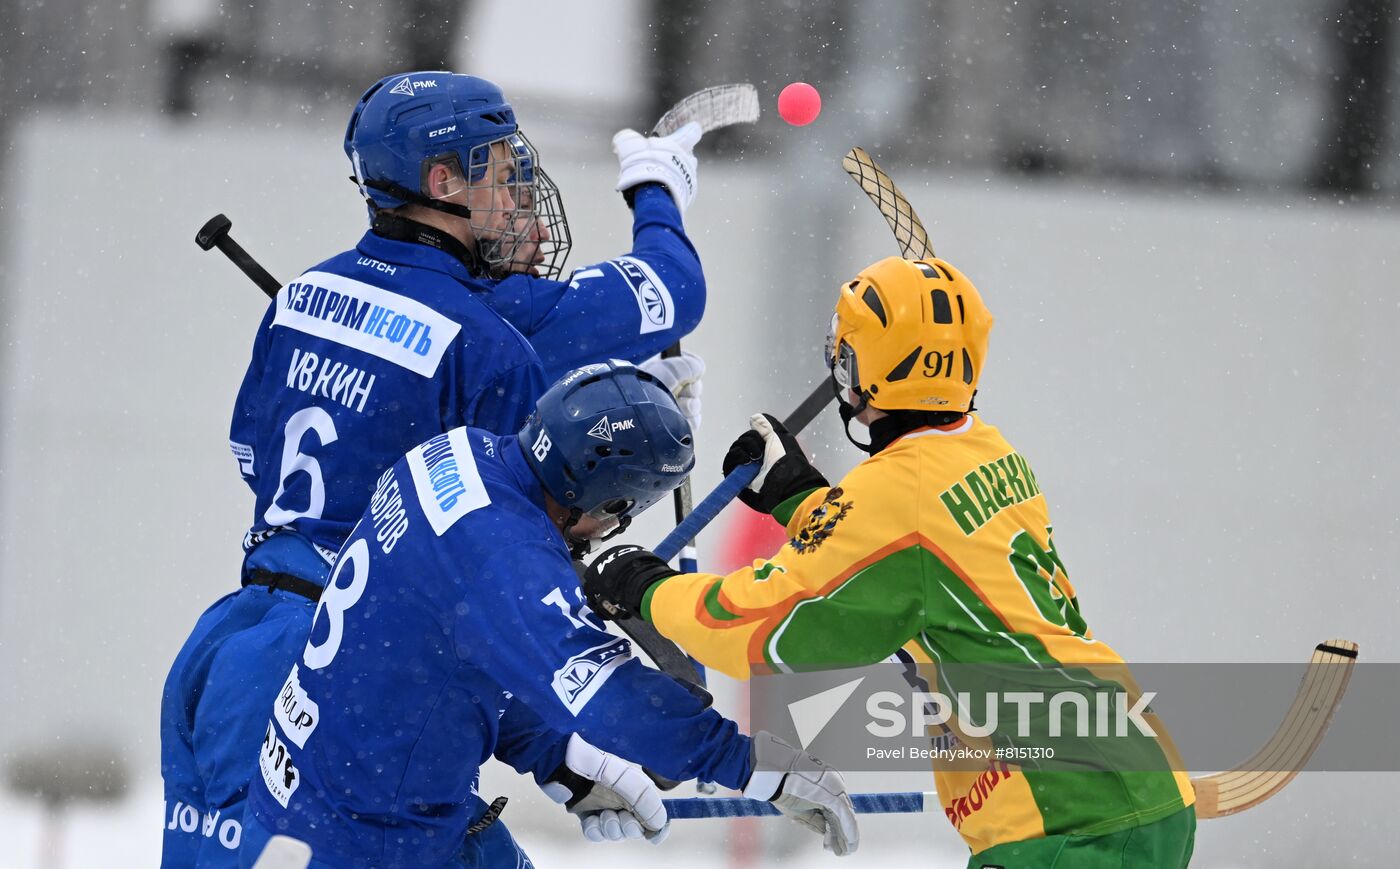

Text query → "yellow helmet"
[827,256,993,413]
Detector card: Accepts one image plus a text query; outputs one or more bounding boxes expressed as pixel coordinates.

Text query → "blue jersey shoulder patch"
[406,428,490,535]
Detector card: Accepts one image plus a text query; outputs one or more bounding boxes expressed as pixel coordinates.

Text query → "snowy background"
[2,0,1398,866]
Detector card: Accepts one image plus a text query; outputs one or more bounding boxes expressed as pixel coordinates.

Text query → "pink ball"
[778,82,822,126]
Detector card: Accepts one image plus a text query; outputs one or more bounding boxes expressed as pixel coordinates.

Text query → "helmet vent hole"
[392,105,433,124]
[861,286,888,327]
[618,448,635,457]
[930,290,953,325]
[962,349,974,385]
[681,435,693,446]
[886,346,923,383]
[586,460,598,471]
[956,295,965,323]
[594,446,612,457]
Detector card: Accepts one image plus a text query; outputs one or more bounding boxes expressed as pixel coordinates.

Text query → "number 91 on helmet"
[826,256,994,416]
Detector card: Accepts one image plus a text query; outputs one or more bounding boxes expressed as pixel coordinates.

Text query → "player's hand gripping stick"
[653,375,835,562]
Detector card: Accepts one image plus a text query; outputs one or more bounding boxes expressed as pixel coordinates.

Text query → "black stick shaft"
[196,213,283,298]
[218,236,282,298]
[785,374,838,432]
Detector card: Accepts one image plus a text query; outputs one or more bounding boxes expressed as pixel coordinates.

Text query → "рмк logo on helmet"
[587,416,637,442]
[388,76,438,97]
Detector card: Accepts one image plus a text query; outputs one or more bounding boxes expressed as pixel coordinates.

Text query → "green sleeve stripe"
[772,488,823,526]
[640,581,660,622]
[763,545,926,671]
[642,577,738,623]
[703,579,742,621]
[918,547,1065,668]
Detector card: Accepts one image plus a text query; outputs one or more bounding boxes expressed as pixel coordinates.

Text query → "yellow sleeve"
[642,487,928,679]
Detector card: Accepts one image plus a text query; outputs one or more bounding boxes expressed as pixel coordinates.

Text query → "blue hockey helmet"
[344,71,519,210]
[343,71,572,280]
[520,361,694,537]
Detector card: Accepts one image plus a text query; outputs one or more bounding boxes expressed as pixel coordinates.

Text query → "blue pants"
[238,810,536,869]
[160,586,318,868]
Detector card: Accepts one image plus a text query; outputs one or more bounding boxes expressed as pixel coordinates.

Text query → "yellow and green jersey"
[641,416,1194,855]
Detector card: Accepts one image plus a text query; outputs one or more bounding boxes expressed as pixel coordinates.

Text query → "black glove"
[582,545,678,620]
[722,413,829,515]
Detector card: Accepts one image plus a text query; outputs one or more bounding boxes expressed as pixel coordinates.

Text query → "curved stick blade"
[842,146,934,260]
[653,84,760,136]
[1190,639,1358,818]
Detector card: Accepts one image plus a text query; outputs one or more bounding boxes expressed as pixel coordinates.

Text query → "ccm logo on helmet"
[428,125,457,138]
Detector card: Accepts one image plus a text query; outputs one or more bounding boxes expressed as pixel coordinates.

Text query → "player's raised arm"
[484,124,708,379]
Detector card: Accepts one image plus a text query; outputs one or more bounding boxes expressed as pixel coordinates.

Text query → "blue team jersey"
[485,185,705,381]
[172,188,707,867]
[228,231,548,569]
[242,429,751,868]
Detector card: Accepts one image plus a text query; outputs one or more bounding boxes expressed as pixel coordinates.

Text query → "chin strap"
[834,376,877,454]
[562,507,592,560]
[356,175,474,220]
[562,509,634,560]
[598,515,632,542]
[838,400,876,454]
[837,383,978,456]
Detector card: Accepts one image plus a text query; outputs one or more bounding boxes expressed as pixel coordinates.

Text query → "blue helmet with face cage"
[519,361,694,537]
[344,71,519,210]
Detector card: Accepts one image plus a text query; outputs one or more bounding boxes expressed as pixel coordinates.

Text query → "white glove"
[743,731,859,856]
[639,350,705,431]
[541,734,670,845]
[613,122,702,214]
